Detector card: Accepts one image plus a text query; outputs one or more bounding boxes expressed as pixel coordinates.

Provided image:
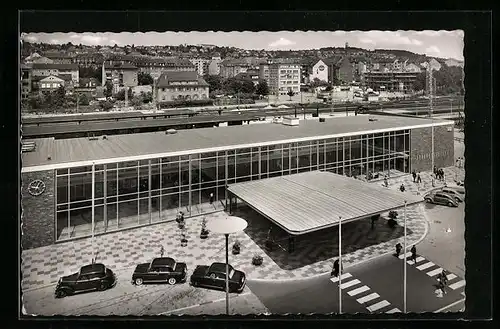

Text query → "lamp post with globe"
[206,215,248,315]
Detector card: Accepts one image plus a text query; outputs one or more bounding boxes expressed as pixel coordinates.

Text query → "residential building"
[102,62,138,93]
[73,53,105,67]
[21,64,32,99]
[220,59,250,79]
[308,59,329,83]
[208,55,222,75]
[189,57,210,76]
[35,74,73,92]
[155,70,209,102]
[31,63,80,86]
[43,51,75,64]
[259,62,271,84]
[336,57,355,84]
[235,69,260,86]
[31,56,54,64]
[136,57,195,79]
[268,62,301,96]
[354,61,367,81]
[362,71,419,92]
[20,115,454,248]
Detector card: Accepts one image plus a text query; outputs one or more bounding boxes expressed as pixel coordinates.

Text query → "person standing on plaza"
[395,243,402,257]
[412,170,417,183]
[410,245,417,264]
[331,259,340,277]
[209,192,214,205]
[417,173,422,184]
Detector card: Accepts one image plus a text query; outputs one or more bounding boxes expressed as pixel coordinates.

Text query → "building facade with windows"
[31,63,80,86]
[20,115,454,249]
[268,63,302,96]
[308,59,329,83]
[155,70,209,102]
[21,64,32,99]
[363,71,419,92]
[102,62,138,89]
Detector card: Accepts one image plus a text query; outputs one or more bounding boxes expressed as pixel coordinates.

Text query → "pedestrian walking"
[410,245,417,263]
[331,259,340,277]
[395,243,402,257]
[160,245,164,257]
[400,183,405,192]
[417,173,422,184]
[209,192,214,205]
[412,170,417,183]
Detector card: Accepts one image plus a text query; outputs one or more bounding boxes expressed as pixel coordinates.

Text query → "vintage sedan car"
[190,262,246,293]
[440,187,464,203]
[55,263,117,298]
[424,192,459,207]
[131,257,187,285]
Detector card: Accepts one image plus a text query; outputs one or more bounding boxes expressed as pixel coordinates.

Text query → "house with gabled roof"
[155,70,209,102]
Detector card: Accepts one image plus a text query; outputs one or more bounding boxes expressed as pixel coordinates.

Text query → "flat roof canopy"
[227,171,423,235]
[21,115,454,172]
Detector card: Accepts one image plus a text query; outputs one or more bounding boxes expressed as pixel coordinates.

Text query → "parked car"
[424,192,459,207]
[131,257,187,285]
[440,187,464,203]
[190,262,246,293]
[55,263,116,298]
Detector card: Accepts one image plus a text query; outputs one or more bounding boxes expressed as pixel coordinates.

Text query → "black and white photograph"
[19,26,467,316]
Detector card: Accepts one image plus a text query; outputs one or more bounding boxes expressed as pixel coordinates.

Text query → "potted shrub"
[388,210,398,228]
[252,254,264,266]
[232,240,241,255]
[200,217,209,239]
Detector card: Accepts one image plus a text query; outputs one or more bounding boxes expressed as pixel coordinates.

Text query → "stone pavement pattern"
[21,166,463,290]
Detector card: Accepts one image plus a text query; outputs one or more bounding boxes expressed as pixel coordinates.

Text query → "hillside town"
[20,41,464,114]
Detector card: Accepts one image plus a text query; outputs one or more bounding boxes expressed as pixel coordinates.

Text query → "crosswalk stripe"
[446,273,457,281]
[398,252,412,259]
[415,256,425,263]
[449,280,466,290]
[357,292,379,304]
[340,279,361,289]
[347,285,370,296]
[427,268,443,277]
[416,262,435,270]
[367,300,390,312]
[386,308,401,314]
[330,273,352,283]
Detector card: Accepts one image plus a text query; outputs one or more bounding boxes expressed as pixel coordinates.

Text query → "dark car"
[190,262,246,293]
[55,263,116,298]
[424,192,459,207]
[131,257,187,286]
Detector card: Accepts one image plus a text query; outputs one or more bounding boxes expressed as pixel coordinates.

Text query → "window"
[89,272,104,280]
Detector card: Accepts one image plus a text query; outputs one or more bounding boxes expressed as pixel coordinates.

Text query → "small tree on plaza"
[287,89,295,101]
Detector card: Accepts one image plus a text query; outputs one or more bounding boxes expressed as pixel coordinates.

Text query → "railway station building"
[21,115,455,249]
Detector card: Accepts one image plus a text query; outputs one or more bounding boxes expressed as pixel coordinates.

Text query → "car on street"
[440,187,465,203]
[55,263,117,298]
[190,262,246,293]
[131,257,187,285]
[424,191,459,207]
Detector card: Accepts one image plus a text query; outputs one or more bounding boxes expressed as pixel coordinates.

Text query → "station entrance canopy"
[227,171,423,236]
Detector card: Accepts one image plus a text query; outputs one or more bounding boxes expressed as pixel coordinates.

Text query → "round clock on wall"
[28,179,46,196]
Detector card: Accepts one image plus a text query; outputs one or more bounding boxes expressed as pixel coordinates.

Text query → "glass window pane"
[139,165,149,192]
[69,172,92,203]
[95,170,104,199]
[57,168,68,176]
[70,207,92,238]
[70,166,91,174]
[56,175,68,204]
[261,151,268,175]
[56,211,68,240]
[180,161,189,187]
[106,168,117,196]
[94,205,105,234]
[252,150,259,176]
[139,198,150,225]
[118,200,138,229]
[236,153,251,178]
[118,166,138,196]
[217,155,225,181]
[201,157,217,183]
[160,193,179,220]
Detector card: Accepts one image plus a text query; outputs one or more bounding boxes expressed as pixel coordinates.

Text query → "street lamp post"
[91,162,95,263]
[403,200,407,313]
[206,215,248,315]
[338,215,342,314]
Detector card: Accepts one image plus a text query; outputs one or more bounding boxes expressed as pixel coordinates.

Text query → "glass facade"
[54,130,411,241]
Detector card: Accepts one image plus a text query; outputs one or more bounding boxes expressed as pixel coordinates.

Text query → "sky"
[21,30,464,61]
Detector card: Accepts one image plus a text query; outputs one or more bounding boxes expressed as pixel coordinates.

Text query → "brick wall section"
[21,170,55,249]
[410,124,455,172]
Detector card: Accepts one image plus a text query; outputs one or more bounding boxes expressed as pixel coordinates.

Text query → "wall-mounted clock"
[28,179,46,196]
